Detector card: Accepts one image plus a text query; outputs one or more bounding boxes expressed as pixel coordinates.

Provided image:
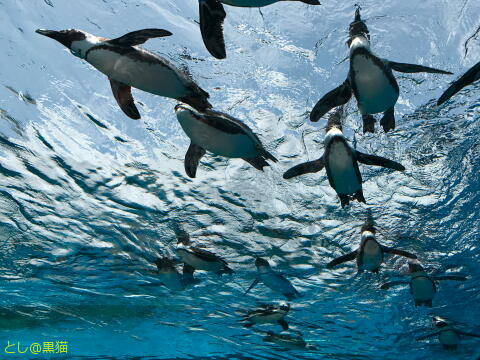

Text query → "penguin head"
[36,29,100,59]
[408,262,424,273]
[325,107,344,133]
[433,316,449,328]
[175,103,199,120]
[279,302,291,312]
[255,257,270,270]
[347,8,370,48]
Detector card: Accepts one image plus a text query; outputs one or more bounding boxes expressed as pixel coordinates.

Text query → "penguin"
[283,106,405,207]
[35,28,211,119]
[417,316,480,350]
[263,331,317,350]
[245,257,299,300]
[198,0,321,59]
[154,257,187,291]
[243,303,290,330]
[381,262,467,307]
[174,104,277,178]
[437,61,480,105]
[327,217,417,273]
[176,230,234,276]
[310,8,452,133]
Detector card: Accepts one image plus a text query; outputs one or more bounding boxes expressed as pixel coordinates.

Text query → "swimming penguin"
[417,316,480,350]
[327,217,417,273]
[245,258,299,300]
[283,106,405,207]
[381,262,467,307]
[198,0,321,59]
[174,104,277,178]
[310,8,452,133]
[36,28,211,119]
[437,61,480,105]
[154,257,187,291]
[263,331,317,350]
[176,231,234,276]
[243,303,290,330]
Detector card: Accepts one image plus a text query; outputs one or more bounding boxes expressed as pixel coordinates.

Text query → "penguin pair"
[245,258,299,300]
[36,28,211,119]
[417,316,480,350]
[310,8,452,133]
[381,262,467,307]
[284,106,405,207]
[327,217,417,274]
[198,0,320,59]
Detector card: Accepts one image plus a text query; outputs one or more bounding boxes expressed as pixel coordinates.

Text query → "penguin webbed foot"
[380,108,395,132]
[354,190,366,204]
[362,114,376,133]
[244,157,270,171]
[339,194,350,208]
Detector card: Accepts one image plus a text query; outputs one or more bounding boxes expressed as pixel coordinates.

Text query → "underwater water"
[0,0,479,359]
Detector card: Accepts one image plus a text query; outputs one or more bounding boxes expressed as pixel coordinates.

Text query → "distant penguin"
[417,316,480,350]
[176,230,234,276]
[198,0,320,59]
[243,303,290,330]
[283,106,405,207]
[174,104,277,178]
[327,217,417,273]
[263,331,317,350]
[381,262,467,307]
[245,257,299,300]
[310,8,452,133]
[437,61,480,105]
[154,257,186,291]
[36,28,211,119]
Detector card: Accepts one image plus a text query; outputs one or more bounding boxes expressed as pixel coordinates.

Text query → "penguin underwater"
[283,106,405,207]
[35,28,211,119]
[242,303,290,330]
[245,257,299,300]
[174,104,277,178]
[175,230,234,276]
[381,262,467,307]
[417,316,480,350]
[198,0,320,59]
[310,8,452,133]
[327,217,417,273]
[437,60,480,105]
[154,257,192,291]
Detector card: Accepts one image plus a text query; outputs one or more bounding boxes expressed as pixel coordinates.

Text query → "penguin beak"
[36,29,60,39]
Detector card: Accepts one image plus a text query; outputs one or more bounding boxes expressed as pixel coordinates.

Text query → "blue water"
[0,0,479,359]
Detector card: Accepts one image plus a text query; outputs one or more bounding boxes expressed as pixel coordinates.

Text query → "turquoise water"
[0,0,479,359]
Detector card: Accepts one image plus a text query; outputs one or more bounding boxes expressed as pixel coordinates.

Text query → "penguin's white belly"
[260,273,294,294]
[177,113,258,158]
[411,277,435,301]
[221,0,279,6]
[328,141,361,195]
[158,272,184,291]
[179,251,222,272]
[250,312,284,324]
[351,55,399,114]
[439,330,460,346]
[360,241,382,271]
[87,49,188,98]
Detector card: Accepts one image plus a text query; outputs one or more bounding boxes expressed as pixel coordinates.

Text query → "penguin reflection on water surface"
[437,61,480,105]
[310,8,452,133]
[242,303,290,330]
[417,316,480,350]
[198,0,320,59]
[245,258,299,300]
[36,28,211,119]
[174,104,277,178]
[381,262,467,307]
[283,106,405,207]
[327,217,417,273]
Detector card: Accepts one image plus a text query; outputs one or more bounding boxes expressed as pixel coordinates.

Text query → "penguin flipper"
[283,156,325,179]
[355,151,405,171]
[311,80,352,122]
[388,61,453,75]
[199,0,227,59]
[278,319,289,331]
[108,29,173,47]
[109,78,140,119]
[437,61,480,105]
[416,332,440,341]
[244,278,260,296]
[184,142,206,178]
[326,251,358,269]
[382,246,417,260]
[380,280,408,290]
[457,331,480,338]
[433,275,467,282]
